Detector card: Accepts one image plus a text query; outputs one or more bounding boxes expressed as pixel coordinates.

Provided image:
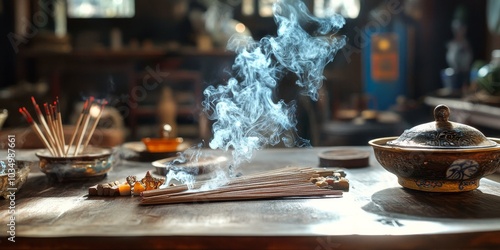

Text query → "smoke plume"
[203,0,345,165]
[165,0,345,188]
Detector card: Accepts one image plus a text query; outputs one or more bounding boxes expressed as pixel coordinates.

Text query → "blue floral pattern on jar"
[446,159,479,180]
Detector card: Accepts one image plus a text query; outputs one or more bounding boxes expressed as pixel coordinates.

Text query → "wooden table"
[2,147,500,249]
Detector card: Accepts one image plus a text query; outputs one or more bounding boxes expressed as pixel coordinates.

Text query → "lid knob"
[434,104,450,122]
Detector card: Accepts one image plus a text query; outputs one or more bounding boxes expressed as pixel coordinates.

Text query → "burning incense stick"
[83,99,107,150]
[55,98,66,151]
[65,99,88,156]
[73,97,94,156]
[140,167,347,205]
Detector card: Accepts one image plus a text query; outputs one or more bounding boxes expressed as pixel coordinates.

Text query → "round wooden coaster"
[318,149,370,168]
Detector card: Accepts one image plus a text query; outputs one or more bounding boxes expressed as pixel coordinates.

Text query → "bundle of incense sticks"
[140,167,346,205]
[20,96,107,157]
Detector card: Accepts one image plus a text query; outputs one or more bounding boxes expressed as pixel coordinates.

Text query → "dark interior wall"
[0,0,15,88]
[66,0,204,48]
[419,0,488,96]
[6,0,493,98]
[490,33,500,52]
[322,0,489,108]
[229,0,490,117]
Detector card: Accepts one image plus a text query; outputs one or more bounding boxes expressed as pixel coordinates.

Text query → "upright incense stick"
[51,103,63,150]
[66,99,88,156]
[32,97,61,156]
[21,96,107,157]
[73,97,93,156]
[19,107,55,156]
[44,103,63,156]
[55,99,66,151]
[83,100,108,150]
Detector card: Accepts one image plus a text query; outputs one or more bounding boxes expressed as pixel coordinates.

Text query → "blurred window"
[258,0,274,17]
[67,0,135,18]
[314,0,360,19]
[242,0,360,18]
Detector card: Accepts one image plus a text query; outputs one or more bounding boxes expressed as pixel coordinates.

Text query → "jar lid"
[387,104,497,148]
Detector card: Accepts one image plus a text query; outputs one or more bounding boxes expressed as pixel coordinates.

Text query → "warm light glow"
[235,23,247,33]
[242,0,255,16]
[377,38,391,51]
[163,124,172,132]
[259,0,274,17]
[89,105,101,118]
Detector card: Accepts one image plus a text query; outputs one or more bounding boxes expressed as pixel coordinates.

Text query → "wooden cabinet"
[16,48,235,141]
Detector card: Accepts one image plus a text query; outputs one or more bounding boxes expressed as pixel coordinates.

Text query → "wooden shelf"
[424,95,500,130]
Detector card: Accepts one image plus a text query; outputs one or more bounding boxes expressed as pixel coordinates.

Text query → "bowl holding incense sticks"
[20,96,113,182]
[20,96,108,157]
[36,146,113,182]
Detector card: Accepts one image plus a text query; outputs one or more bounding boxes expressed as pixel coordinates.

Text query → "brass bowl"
[142,137,184,153]
[1,160,31,199]
[369,105,500,192]
[36,147,113,182]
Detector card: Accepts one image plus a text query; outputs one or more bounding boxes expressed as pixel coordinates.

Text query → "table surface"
[2,146,500,249]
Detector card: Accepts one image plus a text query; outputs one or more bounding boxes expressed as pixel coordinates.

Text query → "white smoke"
[166,0,345,189]
[203,0,345,165]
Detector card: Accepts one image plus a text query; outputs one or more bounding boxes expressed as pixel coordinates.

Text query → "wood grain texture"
[1,147,500,249]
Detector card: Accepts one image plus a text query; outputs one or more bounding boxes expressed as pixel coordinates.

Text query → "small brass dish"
[142,137,184,153]
[369,104,500,192]
[36,147,113,182]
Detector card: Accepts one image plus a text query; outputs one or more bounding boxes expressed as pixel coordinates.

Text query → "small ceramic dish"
[369,105,500,192]
[36,146,113,182]
[152,154,228,176]
[0,160,31,199]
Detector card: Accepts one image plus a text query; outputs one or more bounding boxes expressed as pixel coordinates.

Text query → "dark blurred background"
[1,0,499,147]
